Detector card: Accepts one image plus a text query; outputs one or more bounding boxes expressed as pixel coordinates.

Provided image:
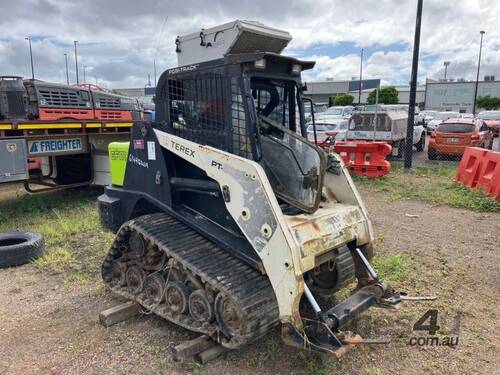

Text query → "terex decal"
[171,141,195,157]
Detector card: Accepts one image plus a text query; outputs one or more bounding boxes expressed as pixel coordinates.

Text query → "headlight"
[254,58,266,70]
[291,64,302,75]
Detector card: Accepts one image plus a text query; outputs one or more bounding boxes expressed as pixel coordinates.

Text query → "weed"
[372,253,411,283]
[155,357,171,375]
[0,187,112,283]
[190,361,201,375]
[354,163,500,212]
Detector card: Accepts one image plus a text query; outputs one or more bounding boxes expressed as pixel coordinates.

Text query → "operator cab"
[156,52,325,214]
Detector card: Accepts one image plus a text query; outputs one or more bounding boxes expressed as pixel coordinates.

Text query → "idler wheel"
[214,293,243,337]
[189,290,214,323]
[165,281,189,314]
[144,273,166,304]
[126,266,146,294]
[129,231,146,257]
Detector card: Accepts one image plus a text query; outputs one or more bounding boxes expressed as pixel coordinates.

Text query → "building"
[114,87,156,107]
[303,79,426,105]
[424,78,500,113]
[304,79,381,104]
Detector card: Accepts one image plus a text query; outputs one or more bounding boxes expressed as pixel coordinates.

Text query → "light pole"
[358,48,364,104]
[443,61,450,80]
[405,0,424,170]
[74,40,79,84]
[25,36,35,80]
[64,53,69,85]
[83,65,86,84]
[472,31,485,115]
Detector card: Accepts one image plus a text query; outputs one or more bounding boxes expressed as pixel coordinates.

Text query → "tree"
[367,86,399,104]
[476,96,500,110]
[330,94,355,106]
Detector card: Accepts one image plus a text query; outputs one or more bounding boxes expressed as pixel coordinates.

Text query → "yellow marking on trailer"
[86,123,102,128]
[18,123,83,129]
[0,124,13,130]
[105,122,133,128]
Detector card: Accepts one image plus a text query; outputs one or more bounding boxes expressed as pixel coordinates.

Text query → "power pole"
[74,40,79,84]
[472,31,485,115]
[25,36,35,80]
[358,48,364,104]
[405,0,424,170]
[64,53,69,85]
[443,61,450,80]
[154,59,157,87]
[83,65,86,84]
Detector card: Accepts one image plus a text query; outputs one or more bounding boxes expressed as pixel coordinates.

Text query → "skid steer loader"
[98,20,419,356]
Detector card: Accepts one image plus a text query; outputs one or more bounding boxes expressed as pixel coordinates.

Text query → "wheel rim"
[214,294,243,337]
[126,266,145,294]
[189,290,214,323]
[144,273,165,304]
[165,281,189,314]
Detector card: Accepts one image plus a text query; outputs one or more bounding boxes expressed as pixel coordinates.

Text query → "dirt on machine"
[98,20,430,356]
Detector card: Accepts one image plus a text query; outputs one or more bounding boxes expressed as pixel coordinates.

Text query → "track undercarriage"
[102,212,280,348]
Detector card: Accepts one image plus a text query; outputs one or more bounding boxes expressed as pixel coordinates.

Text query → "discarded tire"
[0,232,45,268]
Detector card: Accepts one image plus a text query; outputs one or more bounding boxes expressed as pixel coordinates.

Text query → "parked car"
[426,111,460,134]
[304,102,328,122]
[459,113,474,120]
[306,120,349,144]
[415,110,438,125]
[315,106,353,122]
[477,111,500,136]
[428,119,493,160]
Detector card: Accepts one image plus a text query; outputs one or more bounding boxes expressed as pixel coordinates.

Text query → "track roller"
[144,273,166,304]
[165,281,190,314]
[126,266,146,294]
[189,290,214,324]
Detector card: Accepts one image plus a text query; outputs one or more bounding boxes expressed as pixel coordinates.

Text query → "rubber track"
[102,213,279,348]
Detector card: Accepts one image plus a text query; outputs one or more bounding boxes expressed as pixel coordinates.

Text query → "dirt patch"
[0,189,499,374]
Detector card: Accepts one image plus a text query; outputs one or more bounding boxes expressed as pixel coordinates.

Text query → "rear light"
[471,134,480,140]
[325,131,338,136]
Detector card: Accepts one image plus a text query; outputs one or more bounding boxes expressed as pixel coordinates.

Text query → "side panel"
[0,140,28,182]
[154,128,304,326]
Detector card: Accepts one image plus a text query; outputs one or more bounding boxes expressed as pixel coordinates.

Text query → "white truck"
[347,106,426,156]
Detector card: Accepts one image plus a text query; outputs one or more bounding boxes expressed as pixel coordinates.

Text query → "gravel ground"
[0,188,499,375]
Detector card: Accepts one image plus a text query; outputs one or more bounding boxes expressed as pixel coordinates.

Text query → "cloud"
[0,0,498,88]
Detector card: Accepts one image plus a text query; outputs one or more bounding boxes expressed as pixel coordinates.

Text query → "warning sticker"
[147,141,156,160]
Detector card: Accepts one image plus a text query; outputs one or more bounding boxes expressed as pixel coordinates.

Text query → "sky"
[0,0,499,89]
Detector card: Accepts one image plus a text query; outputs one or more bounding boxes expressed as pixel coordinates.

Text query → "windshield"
[437,123,475,133]
[478,113,500,120]
[258,115,326,212]
[324,107,344,116]
[252,78,301,133]
[435,112,458,120]
[315,104,328,113]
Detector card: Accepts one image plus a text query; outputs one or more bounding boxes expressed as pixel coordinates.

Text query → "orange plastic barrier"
[333,141,392,178]
[455,147,488,188]
[456,147,500,200]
